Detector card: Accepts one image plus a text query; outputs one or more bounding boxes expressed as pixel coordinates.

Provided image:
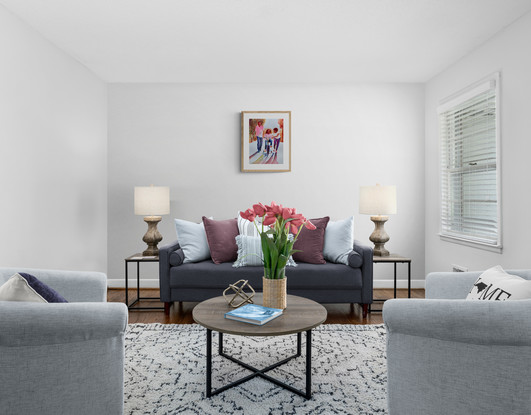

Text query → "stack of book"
[225,304,283,325]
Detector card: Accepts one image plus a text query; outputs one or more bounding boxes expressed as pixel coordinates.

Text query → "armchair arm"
[384,299,531,415]
[159,240,181,302]
[0,302,128,346]
[0,267,107,302]
[0,302,127,415]
[353,240,373,304]
[383,298,531,345]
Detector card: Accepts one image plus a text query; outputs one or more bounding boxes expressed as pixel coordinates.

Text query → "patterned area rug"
[124,324,388,414]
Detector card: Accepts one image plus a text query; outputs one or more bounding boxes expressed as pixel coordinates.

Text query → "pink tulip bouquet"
[240,202,316,280]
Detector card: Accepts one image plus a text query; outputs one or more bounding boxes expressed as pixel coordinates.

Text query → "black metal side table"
[125,253,164,311]
[370,254,412,313]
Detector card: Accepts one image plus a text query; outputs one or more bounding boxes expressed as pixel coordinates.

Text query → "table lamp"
[134,185,170,256]
[359,184,397,256]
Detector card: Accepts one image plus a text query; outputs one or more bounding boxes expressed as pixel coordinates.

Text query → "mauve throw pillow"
[293,217,330,264]
[202,217,239,264]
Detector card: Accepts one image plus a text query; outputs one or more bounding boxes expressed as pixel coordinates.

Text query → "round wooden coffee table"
[193,294,327,399]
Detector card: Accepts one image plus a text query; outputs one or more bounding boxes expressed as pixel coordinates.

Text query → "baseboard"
[108,279,160,288]
[373,279,425,289]
[108,279,425,290]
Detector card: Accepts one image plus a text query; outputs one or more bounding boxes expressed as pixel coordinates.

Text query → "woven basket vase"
[262,276,287,309]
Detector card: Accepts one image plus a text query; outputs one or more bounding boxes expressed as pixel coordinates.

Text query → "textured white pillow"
[0,273,47,302]
[174,218,211,263]
[233,235,297,268]
[323,216,354,265]
[237,214,269,237]
[466,265,531,301]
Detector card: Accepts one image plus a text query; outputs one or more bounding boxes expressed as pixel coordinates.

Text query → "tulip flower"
[253,203,267,217]
[240,202,316,280]
[239,209,256,222]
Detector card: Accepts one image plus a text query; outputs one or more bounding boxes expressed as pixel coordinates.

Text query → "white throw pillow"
[323,216,354,265]
[237,214,269,237]
[174,218,211,263]
[466,265,531,301]
[233,235,297,268]
[0,273,47,302]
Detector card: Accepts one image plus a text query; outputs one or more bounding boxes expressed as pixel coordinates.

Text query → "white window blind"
[438,74,501,249]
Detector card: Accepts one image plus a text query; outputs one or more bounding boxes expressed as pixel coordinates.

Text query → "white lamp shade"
[359,184,397,215]
[134,186,170,216]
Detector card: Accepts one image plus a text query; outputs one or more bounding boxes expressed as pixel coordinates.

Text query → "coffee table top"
[193,294,327,336]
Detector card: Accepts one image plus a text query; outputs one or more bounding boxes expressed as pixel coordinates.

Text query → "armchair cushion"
[466,265,531,301]
[0,273,68,303]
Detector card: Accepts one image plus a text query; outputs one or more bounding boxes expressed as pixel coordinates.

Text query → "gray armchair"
[383,269,531,415]
[0,267,128,415]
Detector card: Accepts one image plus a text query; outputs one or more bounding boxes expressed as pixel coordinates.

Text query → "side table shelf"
[370,254,411,313]
[125,253,164,311]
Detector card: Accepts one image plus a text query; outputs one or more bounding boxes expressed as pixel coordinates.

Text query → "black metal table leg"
[394,262,397,298]
[306,329,312,399]
[125,261,129,307]
[408,261,411,298]
[206,330,312,399]
[206,329,212,397]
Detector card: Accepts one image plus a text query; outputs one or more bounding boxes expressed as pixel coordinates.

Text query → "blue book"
[224,303,283,325]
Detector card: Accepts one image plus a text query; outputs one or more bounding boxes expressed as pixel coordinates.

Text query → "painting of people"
[241,111,291,172]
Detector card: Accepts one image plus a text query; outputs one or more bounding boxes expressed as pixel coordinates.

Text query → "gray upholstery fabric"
[0,267,107,302]
[0,267,127,415]
[348,250,363,268]
[159,239,373,306]
[384,269,531,415]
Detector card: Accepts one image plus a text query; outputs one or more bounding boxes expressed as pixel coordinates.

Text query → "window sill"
[439,234,503,254]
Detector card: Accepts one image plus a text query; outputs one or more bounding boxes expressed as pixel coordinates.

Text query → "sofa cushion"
[169,261,361,290]
[323,216,354,265]
[202,217,239,264]
[0,273,68,303]
[466,265,531,301]
[293,217,330,264]
[169,249,185,266]
[174,218,211,263]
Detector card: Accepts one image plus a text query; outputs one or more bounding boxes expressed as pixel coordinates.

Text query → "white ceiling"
[2,0,531,83]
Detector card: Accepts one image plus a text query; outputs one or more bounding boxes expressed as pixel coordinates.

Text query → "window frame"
[437,73,502,252]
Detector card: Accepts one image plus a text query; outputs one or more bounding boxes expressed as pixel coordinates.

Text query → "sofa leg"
[362,303,369,318]
[164,302,171,315]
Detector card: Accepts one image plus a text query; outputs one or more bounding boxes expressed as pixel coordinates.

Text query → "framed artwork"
[241,111,291,172]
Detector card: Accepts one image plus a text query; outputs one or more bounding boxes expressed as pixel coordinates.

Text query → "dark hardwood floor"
[107,288,425,325]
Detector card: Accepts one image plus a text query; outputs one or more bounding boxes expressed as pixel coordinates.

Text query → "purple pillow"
[293,217,330,264]
[19,273,68,303]
[202,217,239,264]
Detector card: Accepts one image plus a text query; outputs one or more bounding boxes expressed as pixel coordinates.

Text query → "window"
[438,73,501,250]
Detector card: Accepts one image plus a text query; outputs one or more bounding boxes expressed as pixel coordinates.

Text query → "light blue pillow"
[323,216,354,265]
[174,218,211,263]
[233,235,297,268]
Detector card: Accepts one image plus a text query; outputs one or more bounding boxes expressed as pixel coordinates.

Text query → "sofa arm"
[159,240,181,303]
[383,298,531,345]
[353,240,373,304]
[0,267,107,302]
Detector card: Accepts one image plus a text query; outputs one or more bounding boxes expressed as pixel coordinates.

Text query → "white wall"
[108,83,425,287]
[0,6,108,272]
[425,11,531,273]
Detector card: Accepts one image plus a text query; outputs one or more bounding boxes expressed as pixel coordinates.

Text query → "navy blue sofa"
[159,240,373,317]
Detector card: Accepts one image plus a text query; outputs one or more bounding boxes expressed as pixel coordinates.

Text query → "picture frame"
[241,111,291,172]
